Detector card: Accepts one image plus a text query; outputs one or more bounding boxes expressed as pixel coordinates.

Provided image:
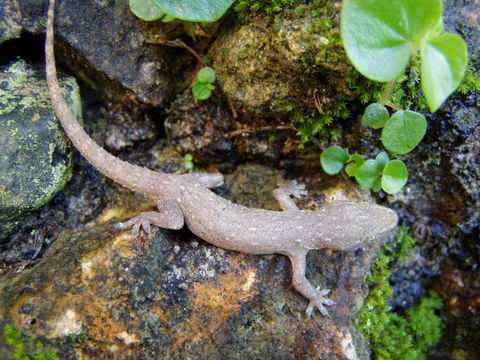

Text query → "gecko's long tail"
[45,0,168,196]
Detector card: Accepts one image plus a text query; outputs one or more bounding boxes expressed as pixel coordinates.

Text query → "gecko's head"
[315,201,398,251]
[371,205,398,235]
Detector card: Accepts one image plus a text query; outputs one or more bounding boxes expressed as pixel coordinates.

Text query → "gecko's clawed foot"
[290,181,308,199]
[305,288,336,318]
[280,180,308,199]
[114,214,153,238]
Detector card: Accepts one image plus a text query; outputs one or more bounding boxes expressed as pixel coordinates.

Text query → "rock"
[0,59,80,241]
[0,164,394,359]
[165,91,237,165]
[212,3,354,118]
[165,1,356,169]
[0,0,194,107]
[165,90,324,171]
[430,260,480,359]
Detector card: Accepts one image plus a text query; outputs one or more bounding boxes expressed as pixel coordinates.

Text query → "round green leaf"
[421,33,468,112]
[320,146,349,175]
[381,110,427,154]
[192,82,212,100]
[341,0,443,81]
[345,153,364,177]
[362,103,389,129]
[152,0,235,22]
[355,159,381,189]
[371,176,382,192]
[382,159,408,194]
[375,151,390,170]
[129,0,165,21]
[198,67,216,84]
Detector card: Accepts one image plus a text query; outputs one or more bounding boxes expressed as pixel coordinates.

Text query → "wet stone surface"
[0,60,80,241]
[0,165,392,360]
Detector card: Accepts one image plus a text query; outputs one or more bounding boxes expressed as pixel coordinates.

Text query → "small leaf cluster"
[321,0,468,194]
[4,324,59,360]
[183,153,194,170]
[129,0,235,22]
[342,0,468,112]
[321,145,408,194]
[320,101,427,194]
[192,67,216,101]
[356,227,444,360]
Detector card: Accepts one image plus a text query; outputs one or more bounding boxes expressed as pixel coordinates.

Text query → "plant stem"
[379,79,397,106]
[385,101,403,112]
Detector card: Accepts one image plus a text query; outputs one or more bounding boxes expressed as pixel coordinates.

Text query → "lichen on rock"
[0,60,81,240]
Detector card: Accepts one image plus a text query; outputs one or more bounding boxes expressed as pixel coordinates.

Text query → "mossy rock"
[0,60,82,240]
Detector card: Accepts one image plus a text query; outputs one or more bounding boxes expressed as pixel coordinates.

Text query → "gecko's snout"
[378,207,398,234]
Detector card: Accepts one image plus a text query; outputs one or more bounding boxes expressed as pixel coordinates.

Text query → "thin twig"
[226,125,297,138]
[165,39,205,65]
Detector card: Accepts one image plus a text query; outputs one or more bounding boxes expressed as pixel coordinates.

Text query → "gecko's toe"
[141,220,151,234]
[290,181,308,198]
[306,300,331,318]
[114,222,127,230]
[131,223,141,238]
[317,304,330,317]
[305,288,335,317]
[114,214,156,237]
[306,303,315,318]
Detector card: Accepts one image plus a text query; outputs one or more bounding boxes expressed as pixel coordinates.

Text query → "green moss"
[296,109,343,147]
[68,329,88,344]
[458,65,480,94]
[356,227,444,360]
[234,0,299,16]
[4,324,59,360]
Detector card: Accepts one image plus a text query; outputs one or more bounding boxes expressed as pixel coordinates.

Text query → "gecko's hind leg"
[288,251,336,317]
[273,180,308,211]
[114,200,184,238]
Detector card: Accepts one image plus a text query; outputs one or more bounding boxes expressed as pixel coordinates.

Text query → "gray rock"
[0,59,80,240]
[0,164,393,360]
[0,0,193,107]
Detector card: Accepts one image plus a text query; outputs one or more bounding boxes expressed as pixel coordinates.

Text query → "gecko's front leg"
[115,199,184,237]
[273,182,335,317]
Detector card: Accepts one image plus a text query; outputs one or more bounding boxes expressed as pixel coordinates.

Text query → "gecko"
[45,0,397,317]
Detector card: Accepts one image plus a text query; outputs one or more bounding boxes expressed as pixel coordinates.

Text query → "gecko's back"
[176,184,397,255]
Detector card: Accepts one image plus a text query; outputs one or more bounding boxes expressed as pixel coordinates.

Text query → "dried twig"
[226,125,296,138]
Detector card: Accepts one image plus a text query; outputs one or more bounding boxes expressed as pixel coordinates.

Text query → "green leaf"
[198,67,216,84]
[345,153,364,177]
[421,33,468,112]
[381,111,427,154]
[320,146,349,175]
[129,0,165,21]
[355,159,381,189]
[152,0,235,22]
[371,176,382,192]
[192,82,212,100]
[341,0,443,81]
[362,103,389,129]
[375,151,390,170]
[382,160,408,194]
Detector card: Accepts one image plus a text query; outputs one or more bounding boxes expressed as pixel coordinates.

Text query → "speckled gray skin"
[46,0,397,316]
